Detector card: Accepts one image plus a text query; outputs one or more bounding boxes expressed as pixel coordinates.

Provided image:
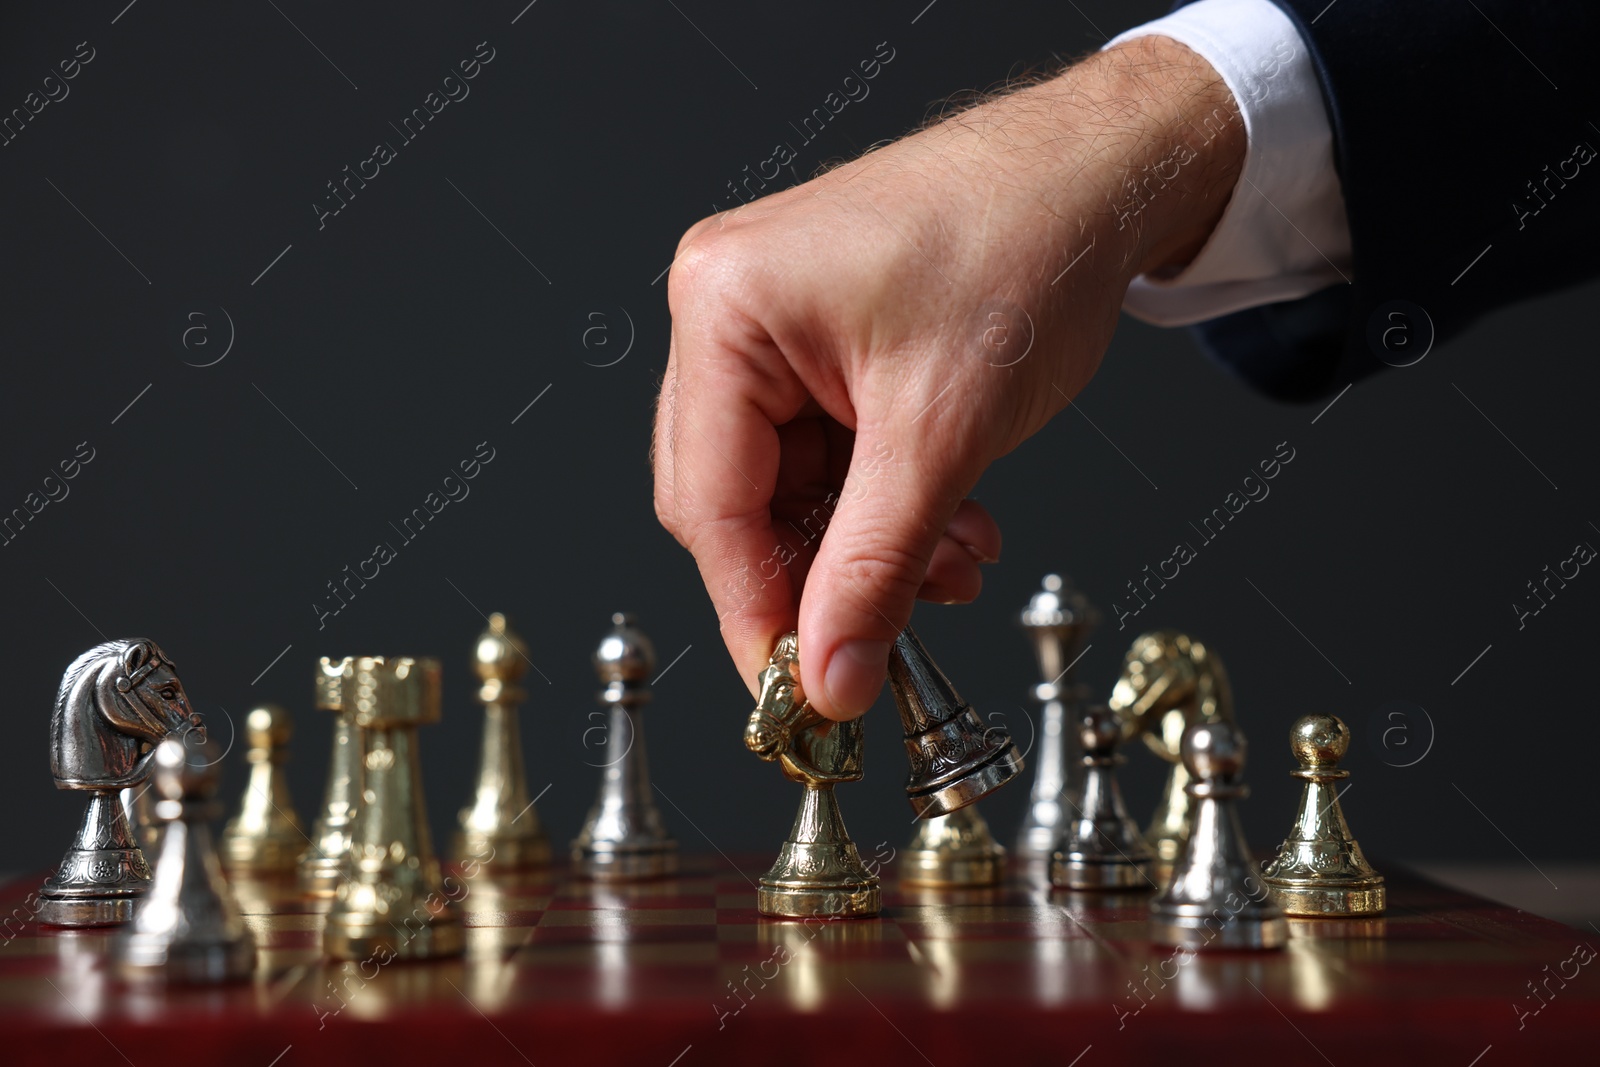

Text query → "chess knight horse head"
[1109,630,1233,759]
[50,639,205,791]
[1109,630,1234,867]
[744,632,863,785]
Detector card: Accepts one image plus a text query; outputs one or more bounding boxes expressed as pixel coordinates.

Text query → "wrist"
[907,34,1246,296]
[1082,34,1247,278]
[993,34,1244,289]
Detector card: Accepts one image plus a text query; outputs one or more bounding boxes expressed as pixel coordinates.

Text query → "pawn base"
[222,837,304,876]
[572,843,678,882]
[1264,878,1386,917]
[903,804,1006,889]
[900,846,1003,888]
[297,856,347,899]
[118,935,256,984]
[324,910,464,961]
[1149,905,1288,950]
[454,830,552,871]
[757,880,881,919]
[1013,821,1066,862]
[1051,853,1155,891]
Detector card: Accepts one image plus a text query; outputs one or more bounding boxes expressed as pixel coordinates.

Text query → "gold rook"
[324,656,462,961]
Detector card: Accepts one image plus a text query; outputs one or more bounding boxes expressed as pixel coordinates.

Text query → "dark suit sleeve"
[1177,0,1600,400]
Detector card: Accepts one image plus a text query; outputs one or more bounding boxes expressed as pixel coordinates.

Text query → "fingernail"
[824,639,891,717]
[960,542,997,564]
[918,581,965,606]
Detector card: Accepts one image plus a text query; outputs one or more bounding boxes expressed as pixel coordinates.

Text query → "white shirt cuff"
[1108,0,1353,327]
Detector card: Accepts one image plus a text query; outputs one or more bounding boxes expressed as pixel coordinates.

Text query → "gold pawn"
[453,613,550,869]
[221,705,306,874]
[900,807,1005,888]
[1261,714,1386,916]
[324,656,462,961]
[298,658,358,896]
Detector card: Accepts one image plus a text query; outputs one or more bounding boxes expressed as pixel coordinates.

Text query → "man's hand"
[653,35,1245,719]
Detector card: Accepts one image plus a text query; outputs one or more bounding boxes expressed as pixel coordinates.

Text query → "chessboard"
[1,854,1595,1065]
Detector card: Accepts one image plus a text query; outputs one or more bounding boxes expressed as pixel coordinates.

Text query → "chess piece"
[453,613,550,869]
[901,806,1005,888]
[888,627,1025,818]
[299,657,357,895]
[1149,721,1286,950]
[324,656,463,960]
[745,633,879,918]
[116,731,256,982]
[220,705,306,874]
[1108,631,1232,871]
[1051,706,1154,890]
[1261,714,1386,916]
[1016,574,1097,859]
[571,614,678,880]
[120,780,161,853]
[38,640,204,927]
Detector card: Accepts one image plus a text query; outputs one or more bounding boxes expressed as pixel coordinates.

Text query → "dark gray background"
[1,0,1591,882]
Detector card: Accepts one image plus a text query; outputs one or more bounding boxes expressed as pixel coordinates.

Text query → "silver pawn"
[1149,721,1286,950]
[571,613,678,879]
[117,731,256,982]
[120,780,162,854]
[1051,706,1154,890]
[1016,575,1096,859]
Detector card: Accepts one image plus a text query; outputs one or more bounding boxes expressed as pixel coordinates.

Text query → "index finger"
[653,296,810,694]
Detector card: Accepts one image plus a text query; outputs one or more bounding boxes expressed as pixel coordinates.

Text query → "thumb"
[798,428,981,720]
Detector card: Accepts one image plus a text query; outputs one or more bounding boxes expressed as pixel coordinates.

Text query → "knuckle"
[665,238,720,307]
[673,214,723,258]
[651,490,697,553]
[652,492,678,538]
[666,225,754,315]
